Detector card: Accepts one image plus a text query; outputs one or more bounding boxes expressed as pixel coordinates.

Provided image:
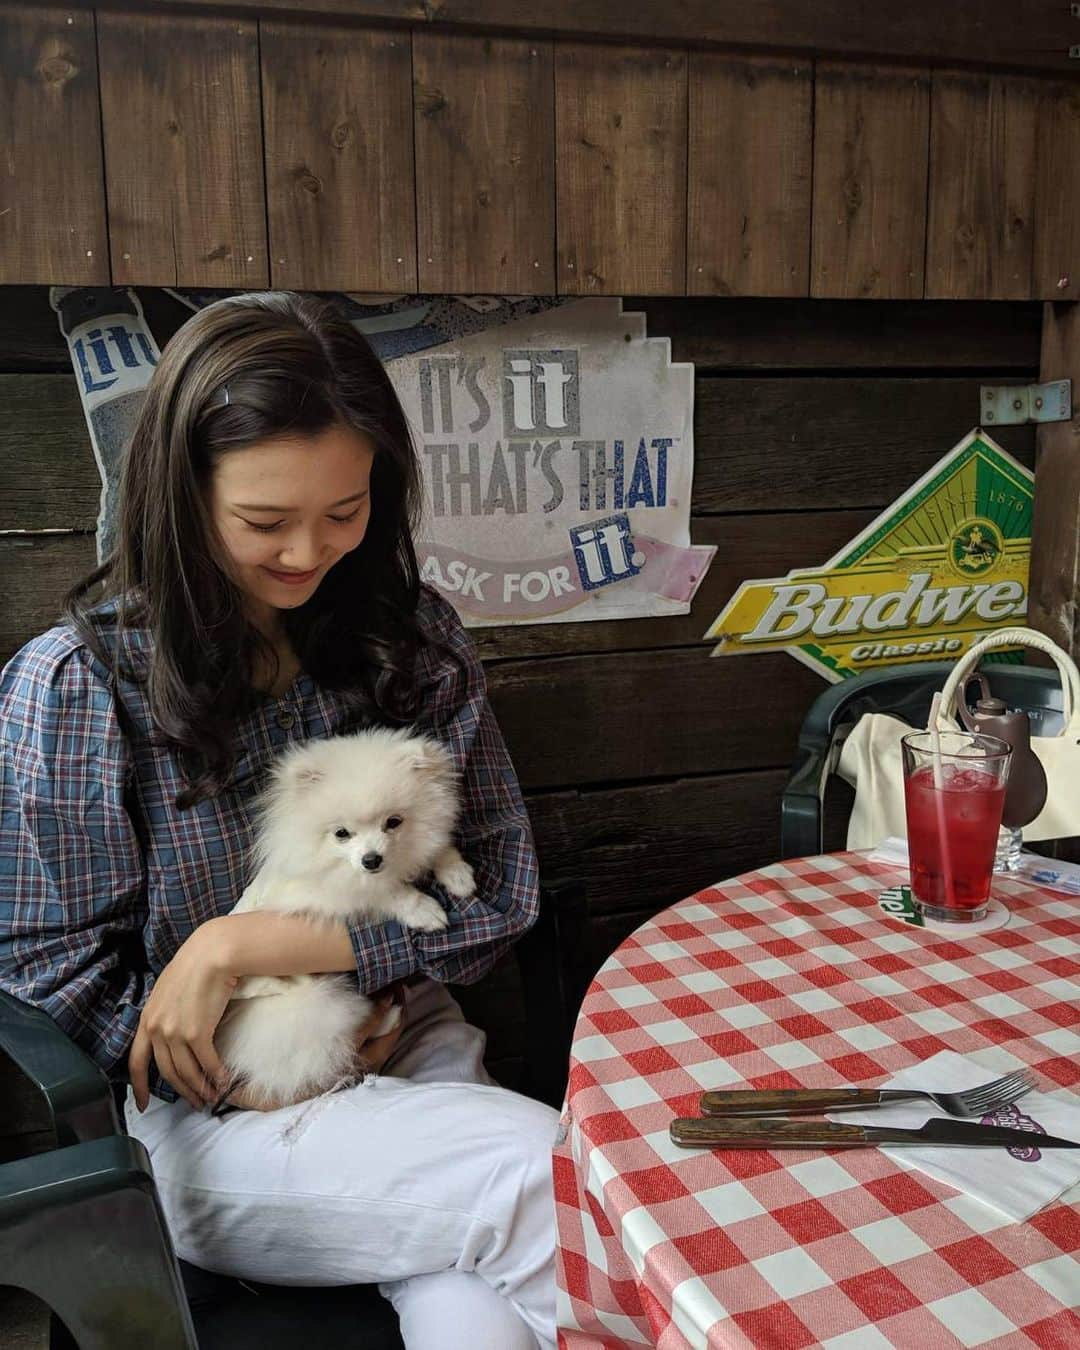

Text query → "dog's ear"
[410,737,452,783]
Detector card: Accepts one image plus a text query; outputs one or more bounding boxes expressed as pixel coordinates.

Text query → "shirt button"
[277,711,295,730]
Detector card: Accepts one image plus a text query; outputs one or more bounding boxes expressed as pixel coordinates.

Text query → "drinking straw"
[928,691,959,911]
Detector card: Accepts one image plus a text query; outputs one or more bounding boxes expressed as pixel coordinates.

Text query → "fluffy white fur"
[214,727,475,1109]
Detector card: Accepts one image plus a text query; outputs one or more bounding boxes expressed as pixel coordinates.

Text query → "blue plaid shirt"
[0,587,538,1102]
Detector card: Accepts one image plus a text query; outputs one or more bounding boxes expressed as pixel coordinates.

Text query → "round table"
[554,852,1080,1350]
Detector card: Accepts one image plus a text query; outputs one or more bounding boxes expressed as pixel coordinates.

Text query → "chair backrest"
[781,660,1066,859]
[813,660,1063,751]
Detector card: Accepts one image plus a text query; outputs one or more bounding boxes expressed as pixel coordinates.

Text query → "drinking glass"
[901,731,1011,922]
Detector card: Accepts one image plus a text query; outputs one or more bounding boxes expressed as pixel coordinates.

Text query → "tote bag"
[836,627,1080,849]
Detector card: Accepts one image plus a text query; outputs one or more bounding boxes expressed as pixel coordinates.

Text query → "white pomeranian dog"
[213,727,476,1109]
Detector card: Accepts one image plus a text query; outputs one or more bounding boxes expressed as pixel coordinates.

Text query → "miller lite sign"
[52,287,160,562]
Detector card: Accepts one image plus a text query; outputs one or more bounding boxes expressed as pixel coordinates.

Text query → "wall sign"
[387,298,713,626]
[704,429,1033,681]
[52,286,160,562]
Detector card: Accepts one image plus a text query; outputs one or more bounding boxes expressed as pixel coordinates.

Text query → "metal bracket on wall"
[981,380,1072,426]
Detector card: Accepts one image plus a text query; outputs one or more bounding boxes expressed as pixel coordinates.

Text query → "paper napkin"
[828,1050,1080,1221]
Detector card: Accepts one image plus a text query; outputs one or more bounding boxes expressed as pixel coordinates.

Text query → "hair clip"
[221,386,230,406]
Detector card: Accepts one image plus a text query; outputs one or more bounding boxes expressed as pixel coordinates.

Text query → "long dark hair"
[66,291,428,806]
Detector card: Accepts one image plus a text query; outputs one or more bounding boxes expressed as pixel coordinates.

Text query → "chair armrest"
[780,738,831,860]
[0,988,121,1146]
[780,672,875,860]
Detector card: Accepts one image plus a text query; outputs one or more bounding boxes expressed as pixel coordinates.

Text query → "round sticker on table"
[878,884,1010,935]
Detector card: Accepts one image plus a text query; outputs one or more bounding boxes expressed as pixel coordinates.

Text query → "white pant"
[125,978,559,1350]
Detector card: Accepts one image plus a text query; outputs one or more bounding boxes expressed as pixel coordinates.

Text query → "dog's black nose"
[361,852,383,871]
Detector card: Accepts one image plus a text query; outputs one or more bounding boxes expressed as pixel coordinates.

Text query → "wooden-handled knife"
[670,1116,1079,1149]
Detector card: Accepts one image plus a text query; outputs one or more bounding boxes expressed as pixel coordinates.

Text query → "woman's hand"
[129,918,239,1113]
[220,988,406,1113]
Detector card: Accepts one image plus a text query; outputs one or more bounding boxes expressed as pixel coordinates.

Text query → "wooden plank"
[0,286,199,374]
[525,769,789,918]
[811,63,930,300]
[0,378,875,654]
[0,375,98,531]
[0,493,869,664]
[926,73,1038,301]
[0,286,1042,376]
[0,5,108,286]
[261,21,416,293]
[1028,302,1080,657]
[555,44,687,296]
[692,377,1035,513]
[489,648,820,791]
[132,1,1080,75]
[469,510,875,662]
[97,12,268,288]
[414,33,555,294]
[1032,82,1080,303]
[0,286,80,372]
[687,54,812,298]
[1,528,821,785]
[628,298,1043,370]
[0,533,96,666]
[1,367,1037,531]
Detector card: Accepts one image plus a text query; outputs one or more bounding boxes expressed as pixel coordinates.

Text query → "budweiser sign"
[704,429,1033,681]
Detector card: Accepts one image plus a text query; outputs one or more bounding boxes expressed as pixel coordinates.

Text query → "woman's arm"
[204,909,356,976]
[127,911,393,1111]
[0,639,153,1088]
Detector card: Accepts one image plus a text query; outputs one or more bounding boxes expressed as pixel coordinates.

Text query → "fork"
[700,1069,1037,1120]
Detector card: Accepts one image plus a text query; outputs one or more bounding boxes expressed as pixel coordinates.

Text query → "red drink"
[904,764,1006,915]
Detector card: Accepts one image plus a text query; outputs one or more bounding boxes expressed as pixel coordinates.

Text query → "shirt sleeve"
[0,635,156,1092]
[347,588,540,993]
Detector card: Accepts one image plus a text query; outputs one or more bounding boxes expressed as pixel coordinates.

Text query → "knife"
[669,1115,1080,1150]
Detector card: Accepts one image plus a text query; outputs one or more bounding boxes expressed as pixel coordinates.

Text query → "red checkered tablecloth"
[555,853,1080,1350]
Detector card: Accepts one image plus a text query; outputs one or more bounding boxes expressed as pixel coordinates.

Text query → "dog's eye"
[384,816,403,831]
[333,827,353,840]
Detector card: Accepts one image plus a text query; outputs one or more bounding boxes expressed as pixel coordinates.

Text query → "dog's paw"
[397,891,450,933]
[437,856,476,900]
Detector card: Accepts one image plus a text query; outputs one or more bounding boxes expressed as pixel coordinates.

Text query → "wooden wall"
[3,5,1079,299]
[0,286,1042,966]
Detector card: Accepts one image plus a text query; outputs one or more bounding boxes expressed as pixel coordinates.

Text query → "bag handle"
[936,627,1080,734]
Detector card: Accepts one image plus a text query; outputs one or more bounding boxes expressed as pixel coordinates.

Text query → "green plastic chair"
[780,661,1066,860]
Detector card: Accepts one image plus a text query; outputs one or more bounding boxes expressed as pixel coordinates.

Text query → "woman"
[0,292,558,1350]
